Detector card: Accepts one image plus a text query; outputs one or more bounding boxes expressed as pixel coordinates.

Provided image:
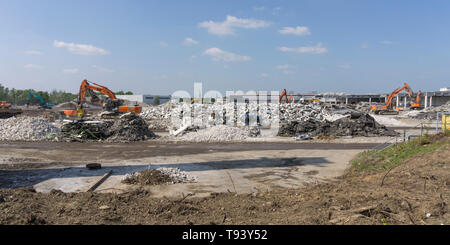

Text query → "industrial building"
[116,94,171,105]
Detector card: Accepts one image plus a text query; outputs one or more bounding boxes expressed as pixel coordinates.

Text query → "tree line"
[0,83,133,106]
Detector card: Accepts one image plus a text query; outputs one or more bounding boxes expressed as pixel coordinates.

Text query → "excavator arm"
[372,82,413,114]
[411,90,422,109]
[78,80,117,105]
[278,89,294,104]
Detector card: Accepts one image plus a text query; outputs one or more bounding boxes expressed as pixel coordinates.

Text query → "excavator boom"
[278,89,294,103]
[372,82,413,114]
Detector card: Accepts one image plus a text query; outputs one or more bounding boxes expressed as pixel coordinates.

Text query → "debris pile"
[404,101,450,120]
[178,125,249,142]
[140,102,177,130]
[61,120,106,141]
[141,101,351,130]
[355,102,373,113]
[278,113,398,137]
[61,113,157,142]
[0,117,60,141]
[122,169,177,185]
[122,168,196,185]
[104,113,157,142]
[248,126,262,137]
[157,167,198,183]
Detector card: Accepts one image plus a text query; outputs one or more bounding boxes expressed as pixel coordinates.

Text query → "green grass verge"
[350,133,450,173]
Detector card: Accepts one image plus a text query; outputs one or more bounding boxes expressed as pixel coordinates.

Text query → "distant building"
[116,94,171,105]
[440,87,450,92]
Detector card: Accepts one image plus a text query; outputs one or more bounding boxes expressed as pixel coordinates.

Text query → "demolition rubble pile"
[404,101,450,120]
[355,102,373,113]
[140,102,350,131]
[61,113,157,142]
[0,117,60,141]
[139,102,178,130]
[122,168,197,185]
[103,113,157,142]
[278,113,399,137]
[178,125,251,142]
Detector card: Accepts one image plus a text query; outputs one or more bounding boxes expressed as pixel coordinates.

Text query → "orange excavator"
[0,101,23,119]
[278,89,294,104]
[371,82,413,115]
[64,80,141,118]
[410,90,422,110]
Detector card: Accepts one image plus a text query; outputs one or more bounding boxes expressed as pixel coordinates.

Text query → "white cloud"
[92,65,114,73]
[160,42,169,47]
[24,64,42,70]
[361,43,369,49]
[276,65,290,70]
[183,38,199,46]
[198,15,270,35]
[25,50,43,55]
[259,73,269,78]
[203,48,251,62]
[278,43,328,54]
[380,40,393,45]
[53,40,110,55]
[62,68,79,74]
[279,26,311,36]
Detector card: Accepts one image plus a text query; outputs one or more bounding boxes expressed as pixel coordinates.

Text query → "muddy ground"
[0,136,448,225]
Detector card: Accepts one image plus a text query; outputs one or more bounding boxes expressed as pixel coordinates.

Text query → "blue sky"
[1,0,449,95]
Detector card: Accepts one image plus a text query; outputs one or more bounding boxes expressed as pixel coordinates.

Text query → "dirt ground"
[0,141,373,196]
[0,135,448,225]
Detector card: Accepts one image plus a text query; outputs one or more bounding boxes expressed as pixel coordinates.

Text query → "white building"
[116,94,171,105]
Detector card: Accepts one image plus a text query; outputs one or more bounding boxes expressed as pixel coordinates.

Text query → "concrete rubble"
[404,101,450,120]
[177,125,250,142]
[140,101,351,131]
[0,117,60,141]
[156,167,198,183]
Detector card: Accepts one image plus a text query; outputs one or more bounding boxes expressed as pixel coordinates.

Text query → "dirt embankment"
[0,135,448,225]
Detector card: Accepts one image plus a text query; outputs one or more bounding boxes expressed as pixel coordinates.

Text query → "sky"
[1,0,450,95]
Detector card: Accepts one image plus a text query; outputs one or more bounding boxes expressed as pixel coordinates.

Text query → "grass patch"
[350,133,449,174]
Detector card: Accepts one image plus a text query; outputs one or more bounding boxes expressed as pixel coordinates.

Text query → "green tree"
[154,96,160,105]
